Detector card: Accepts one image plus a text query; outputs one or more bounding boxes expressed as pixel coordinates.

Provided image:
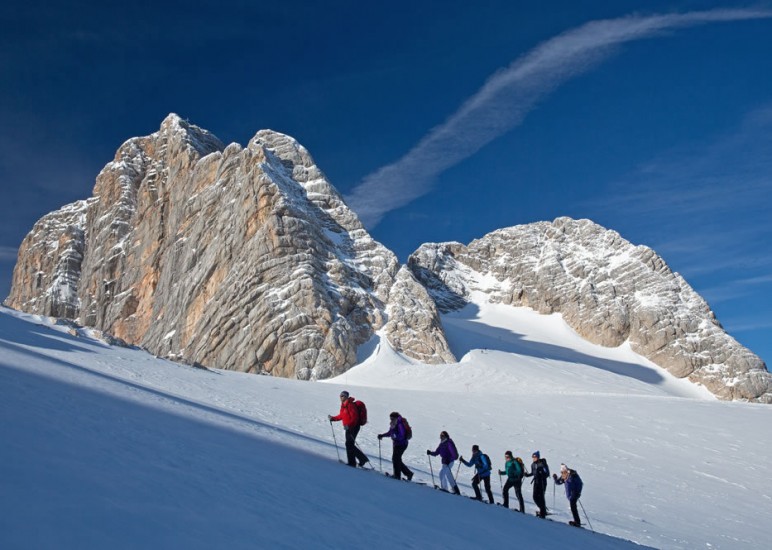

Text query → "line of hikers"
[328,390,585,527]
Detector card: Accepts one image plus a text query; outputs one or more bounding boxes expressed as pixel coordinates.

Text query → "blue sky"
[2,1,771,368]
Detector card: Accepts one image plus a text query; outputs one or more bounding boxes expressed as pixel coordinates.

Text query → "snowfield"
[1,301,770,549]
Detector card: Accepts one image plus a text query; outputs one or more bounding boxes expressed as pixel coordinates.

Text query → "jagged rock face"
[5,114,454,378]
[383,266,456,364]
[409,217,772,403]
[7,199,91,319]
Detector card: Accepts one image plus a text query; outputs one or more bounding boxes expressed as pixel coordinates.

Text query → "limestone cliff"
[5,115,455,377]
[409,217,772,403]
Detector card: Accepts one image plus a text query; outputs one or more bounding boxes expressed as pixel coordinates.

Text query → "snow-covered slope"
[1,305,770,549]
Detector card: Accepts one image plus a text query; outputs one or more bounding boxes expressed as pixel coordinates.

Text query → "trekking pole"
[329,420,342,463]
[428,455,436,487]
[378,438,382,473]
[498,473,503,491]
[578,499,594,532]
[553,480,556,509]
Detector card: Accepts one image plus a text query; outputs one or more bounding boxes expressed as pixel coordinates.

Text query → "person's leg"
[534,486,546,517]
[399,445,413,479]
[484,476,494,503]
[392,444,406,479]
[439,463,452,490]
[570,496,581,525]
[472,474,482,500]
[347,425,368,466]
[344,427,357,467]
[515,481,525,513]
[502,479,514,508]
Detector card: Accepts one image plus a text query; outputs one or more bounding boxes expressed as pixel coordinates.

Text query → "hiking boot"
[406,471,414,481]
[569,521,582,527]
[452,485,461,495]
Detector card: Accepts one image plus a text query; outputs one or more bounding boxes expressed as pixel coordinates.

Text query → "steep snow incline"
[1,306,771,549]
[0,308,632,549]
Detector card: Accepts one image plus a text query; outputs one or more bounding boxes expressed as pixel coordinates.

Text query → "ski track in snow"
[1,305,771,549]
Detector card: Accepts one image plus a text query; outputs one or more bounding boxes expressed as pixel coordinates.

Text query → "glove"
[552,473,558,480]
[377,434,383,440]
[426,449,432,455]
[328,415,333,421]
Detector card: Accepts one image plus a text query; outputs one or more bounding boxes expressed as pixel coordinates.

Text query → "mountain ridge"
[4,115,769,402]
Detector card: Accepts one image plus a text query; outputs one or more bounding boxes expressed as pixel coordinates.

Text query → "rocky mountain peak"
[409,217,772,403]
[5,116,453,379]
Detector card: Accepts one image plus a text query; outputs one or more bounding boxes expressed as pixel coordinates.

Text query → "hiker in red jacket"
[328,391,369,468]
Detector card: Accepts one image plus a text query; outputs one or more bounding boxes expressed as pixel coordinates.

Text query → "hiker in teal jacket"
[498,451,525,512]
[460,445,494,503]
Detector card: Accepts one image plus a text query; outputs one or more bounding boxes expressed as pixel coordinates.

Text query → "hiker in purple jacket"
[378,412,413,481]
[426,431,461,494]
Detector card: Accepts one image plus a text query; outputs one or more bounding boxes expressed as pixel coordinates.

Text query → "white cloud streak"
[0,246,19,262]
[345,8,772,228]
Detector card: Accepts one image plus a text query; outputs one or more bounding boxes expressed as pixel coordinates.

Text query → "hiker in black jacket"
[524,450,550,517]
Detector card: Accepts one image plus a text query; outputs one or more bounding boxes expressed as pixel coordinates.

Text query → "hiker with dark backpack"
[524,450,550,517]
[377,412,414,481]
[554,463,583,527]
[328,391,370,468]
[426,431,461,494]
[498,451,525,512]
[460,445,494,503]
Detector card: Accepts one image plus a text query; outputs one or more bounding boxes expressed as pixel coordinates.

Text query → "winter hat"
[340,391,350,398]
[472,444,480,452]
[532,451,540,459]
[560,464,568,473]
[505,450,513,458]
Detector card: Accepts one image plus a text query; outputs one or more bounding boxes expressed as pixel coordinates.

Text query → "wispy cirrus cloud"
[345,8,772,228]
[585,101,772,280]
[0,246,18,262]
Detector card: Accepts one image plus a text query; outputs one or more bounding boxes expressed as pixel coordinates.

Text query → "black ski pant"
[502,479,524,512]
[344,425,369,467]
[569,495,581,525]
[472,474,494,503]
[392,443,412,480]
[533,482,547,517]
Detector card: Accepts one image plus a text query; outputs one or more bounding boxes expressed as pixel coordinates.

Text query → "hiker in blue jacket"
[460,445,494,503]
[498,451,525,512]
[554,463,583,527]
[427,431,461,494]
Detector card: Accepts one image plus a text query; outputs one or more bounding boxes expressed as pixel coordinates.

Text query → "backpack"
[448,439,459,461]
[571,470,583,493]
[537,459,550,480]
[513,457,525,479]
[401,417,413,440]
[354,400,367,426]
[481,453,491,472]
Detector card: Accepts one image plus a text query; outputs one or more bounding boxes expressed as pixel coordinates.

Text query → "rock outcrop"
[5,114,455,378]
[409,217,772,403]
